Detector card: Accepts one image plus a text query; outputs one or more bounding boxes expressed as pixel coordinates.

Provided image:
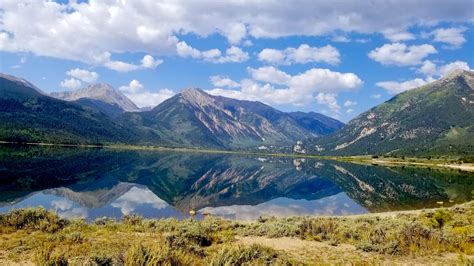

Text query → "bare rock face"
[51,83,140,112]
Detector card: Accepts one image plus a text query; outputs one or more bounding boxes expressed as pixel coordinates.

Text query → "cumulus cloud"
[315,93,340,113]
[102,54,163,72]
[343,100,357,107]
[119,80,175,108]
[377,59,472,94]
[141,55,163,69]
[176,41,248,63]
[66,68,98,83]
[368,43,437,66]
[1,1,472,67]
[210,75,240,88]
[382,29,415,42]
[258,44,340,65]
[376,78,429,94]
[60,78,82,90]
[207,67,362,116]
[419,60,472,77]
[60,68,99,89]
[431,27,467,48]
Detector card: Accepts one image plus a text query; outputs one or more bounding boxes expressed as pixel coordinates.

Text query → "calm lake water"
[1,145,473,221]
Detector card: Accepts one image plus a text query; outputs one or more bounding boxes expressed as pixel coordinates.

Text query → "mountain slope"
[51,83,140,115]
[0,75,134,144]
[122,88,342,148]
[310,70,474,155]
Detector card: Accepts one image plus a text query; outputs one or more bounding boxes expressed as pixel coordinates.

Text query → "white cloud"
[438,61,471,76]
[210,75,240,88]
[418,60,438,76]
[370,94,382,99]
[1,1,471,68]
[220,22,248,44]
[346,108,354,114]
[207,67,362,116]
[376,78,429,94]
[343,100,357,107]
[60,78,82,90]
[248,66,290,85]
[176,41,248,63]
[382,29,415,42]
[258,44,340,65]
[368,43,437,66]
[119,80,175,108]
[104,60,141,72]
[66,68,98,83]
[141,55,163,69]
[419,60,472,78]
[431,27,467,48]
[315,93,340,113]
[119,80,144,94]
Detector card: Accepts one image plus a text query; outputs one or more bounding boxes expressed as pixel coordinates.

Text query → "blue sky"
[0,1,473,122]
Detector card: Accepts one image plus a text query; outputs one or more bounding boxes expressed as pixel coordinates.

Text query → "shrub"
[164,221,213,256]
[208,244,286,266]
[428,209,453,228]
[35,245,68,266]
[87,253,115,266]
[124,243,194,265]
[0,207,67,232]
[121,214,143,226]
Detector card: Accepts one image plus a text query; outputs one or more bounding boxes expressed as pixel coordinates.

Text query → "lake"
[1,145,473,221]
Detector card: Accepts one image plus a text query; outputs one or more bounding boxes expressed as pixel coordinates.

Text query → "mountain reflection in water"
[1,145,473,221]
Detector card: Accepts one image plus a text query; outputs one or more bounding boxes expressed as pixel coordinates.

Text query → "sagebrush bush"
[208,244,287,266]
[0,207,67,232]
[35,244,68,266]
[124,243,194,265]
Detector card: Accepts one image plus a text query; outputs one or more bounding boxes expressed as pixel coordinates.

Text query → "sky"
[0,0,473,122]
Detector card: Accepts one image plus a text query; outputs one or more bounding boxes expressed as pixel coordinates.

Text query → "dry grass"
[0,202,473,265]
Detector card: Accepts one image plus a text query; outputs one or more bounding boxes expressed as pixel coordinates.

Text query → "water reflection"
[0,145,473,221]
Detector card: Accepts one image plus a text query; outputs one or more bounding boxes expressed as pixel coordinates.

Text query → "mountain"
[122,88,343,148]
[0,73,341,148]
[309,70,474,155]
[51,83,140,116]
[0,74,134,144]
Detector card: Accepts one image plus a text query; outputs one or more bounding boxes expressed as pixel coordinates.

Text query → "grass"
[0,202,473,265]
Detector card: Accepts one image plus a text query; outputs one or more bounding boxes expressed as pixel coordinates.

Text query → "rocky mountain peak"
[51,83,139,112]
[180,88,215,107]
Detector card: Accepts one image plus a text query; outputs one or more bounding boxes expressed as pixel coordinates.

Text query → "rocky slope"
[123,88,342,148]
[51,83,140,115]
[309,70,474,155]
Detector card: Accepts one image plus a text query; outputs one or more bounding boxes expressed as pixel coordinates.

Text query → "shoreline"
[1,140,473,172]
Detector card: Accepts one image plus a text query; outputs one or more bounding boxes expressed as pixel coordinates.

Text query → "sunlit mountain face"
[1,145,473,221]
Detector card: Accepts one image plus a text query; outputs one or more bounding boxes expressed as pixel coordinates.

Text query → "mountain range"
[1,70,473,155]
[0,73,342,148]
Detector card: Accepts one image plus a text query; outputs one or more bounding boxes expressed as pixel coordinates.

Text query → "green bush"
[0,207,67,232]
